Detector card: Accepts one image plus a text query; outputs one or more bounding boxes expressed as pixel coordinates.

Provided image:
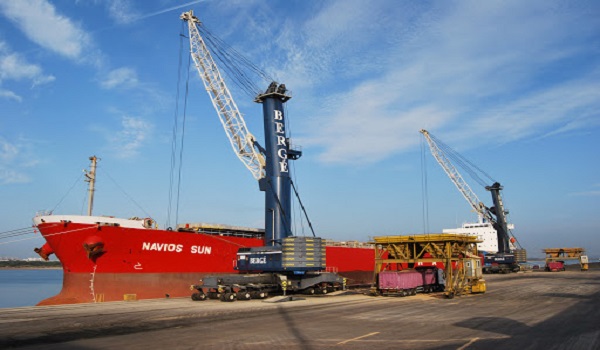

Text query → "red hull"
[35,216,374,305]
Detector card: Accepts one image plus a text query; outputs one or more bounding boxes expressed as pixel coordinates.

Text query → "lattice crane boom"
[181,10,265,180]
[420,129,493,223]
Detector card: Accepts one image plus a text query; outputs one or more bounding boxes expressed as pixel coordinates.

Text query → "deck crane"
[420,129,520,273]
[181,10,342,301]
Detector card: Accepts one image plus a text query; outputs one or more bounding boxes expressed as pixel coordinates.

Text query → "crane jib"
[182,9,300,247]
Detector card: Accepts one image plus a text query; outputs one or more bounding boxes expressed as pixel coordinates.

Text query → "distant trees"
[0,260,61,268]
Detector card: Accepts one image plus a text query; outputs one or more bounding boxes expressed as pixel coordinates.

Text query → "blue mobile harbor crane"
[420,130,522,274]
[181,11,344,301]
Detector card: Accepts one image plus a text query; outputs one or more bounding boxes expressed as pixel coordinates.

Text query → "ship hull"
[37,272,210,305]
[34,215,374,305]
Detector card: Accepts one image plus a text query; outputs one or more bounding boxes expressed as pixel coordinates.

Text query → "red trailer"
[545,261,565,272]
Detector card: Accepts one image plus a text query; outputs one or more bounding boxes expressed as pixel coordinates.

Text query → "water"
[0,269,63,308]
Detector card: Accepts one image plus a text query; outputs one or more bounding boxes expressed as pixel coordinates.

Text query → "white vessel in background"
[443,220,515,254]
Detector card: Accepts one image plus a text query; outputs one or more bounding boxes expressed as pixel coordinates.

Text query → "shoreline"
[0,267,62,270]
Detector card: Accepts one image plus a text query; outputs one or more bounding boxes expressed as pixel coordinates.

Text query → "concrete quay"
[1,269,599,349]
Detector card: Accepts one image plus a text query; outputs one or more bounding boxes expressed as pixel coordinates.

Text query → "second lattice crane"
[420,129,524,273]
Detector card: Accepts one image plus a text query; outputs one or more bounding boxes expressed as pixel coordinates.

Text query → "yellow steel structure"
[543,247,588,271]
[371,234,486,298]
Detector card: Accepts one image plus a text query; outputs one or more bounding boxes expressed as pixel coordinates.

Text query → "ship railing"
[323,240,374,248]
[179,227,264,239]
[35,210,53,217]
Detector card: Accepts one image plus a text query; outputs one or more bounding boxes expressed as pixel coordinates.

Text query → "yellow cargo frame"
[370,234,486,298]
[543,247,588,271]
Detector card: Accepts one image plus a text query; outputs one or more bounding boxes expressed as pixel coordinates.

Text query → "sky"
[0,0,598,259]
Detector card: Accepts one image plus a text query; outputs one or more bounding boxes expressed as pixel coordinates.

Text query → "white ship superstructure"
[443,221,515,253]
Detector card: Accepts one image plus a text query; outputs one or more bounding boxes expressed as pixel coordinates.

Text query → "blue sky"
[0,0,598,259]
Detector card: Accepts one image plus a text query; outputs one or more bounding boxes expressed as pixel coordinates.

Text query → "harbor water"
[0,269,62,308]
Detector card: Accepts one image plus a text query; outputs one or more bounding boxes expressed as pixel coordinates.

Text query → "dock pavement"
[1,269,599,349]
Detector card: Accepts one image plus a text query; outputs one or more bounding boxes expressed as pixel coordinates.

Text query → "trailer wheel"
[316,286,328,295]
[191,292,206,301]
[236,291,251,301]
[410,289,417,296]
[252,290,268,299]
[303,288,315,295]
[400,290,408,297]
[220,292,236,302]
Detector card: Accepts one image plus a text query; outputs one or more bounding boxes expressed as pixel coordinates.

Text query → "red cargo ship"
[33,214,374,305]
[32,11,377,305]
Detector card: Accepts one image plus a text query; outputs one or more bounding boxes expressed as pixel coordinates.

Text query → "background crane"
[420,129,522,273]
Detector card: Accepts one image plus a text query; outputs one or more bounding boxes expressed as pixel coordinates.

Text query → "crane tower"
[181,10,300,246]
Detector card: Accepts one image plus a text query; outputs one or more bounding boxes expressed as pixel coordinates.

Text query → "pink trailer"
[377,269,441,296]
[378,270,423,290]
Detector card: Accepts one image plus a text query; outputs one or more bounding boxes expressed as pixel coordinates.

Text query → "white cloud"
[0,41,55,98]
[302,84,454,164]
[0,137,35,185]
[106,0,137,24]
[0,168,30,184]
[100,67,139,89]
[0,89,22,102]
[0,137,19,162]
[108,116,153,158]
[0,0,91,60]
[267,0,600,165]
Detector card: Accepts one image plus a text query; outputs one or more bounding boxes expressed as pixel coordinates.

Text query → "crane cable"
[290,179,317,238]
[198,21,313,240]
[197,24,273,99]
[283,96,314,237]
[175,40,192,228]
[168,22,193,229]
[180,20,313,238]
[0,227,37,241]
[167,23,187,229]
[1,165,85,243]
[100,167,153,219]
[428,133,495,187]
[420,136,430,234]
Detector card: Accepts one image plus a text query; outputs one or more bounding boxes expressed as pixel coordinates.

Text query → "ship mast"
[84,156,98,216]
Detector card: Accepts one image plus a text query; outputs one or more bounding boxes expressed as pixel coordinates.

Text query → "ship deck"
[2,268,599,349]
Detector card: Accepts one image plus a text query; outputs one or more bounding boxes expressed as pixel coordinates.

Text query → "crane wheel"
[191,292,207,301]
